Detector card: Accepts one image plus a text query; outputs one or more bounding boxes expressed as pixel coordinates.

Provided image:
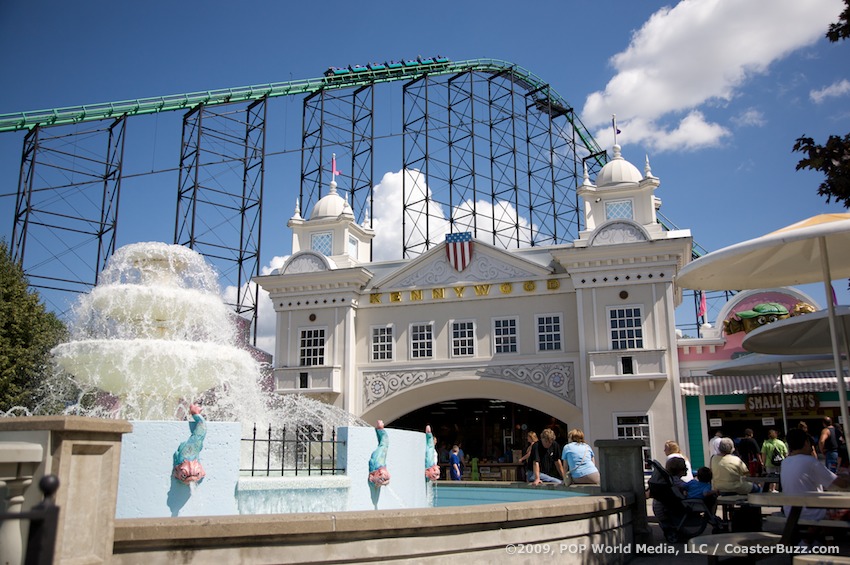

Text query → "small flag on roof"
[445,232,473,272]
[332,153,341,180]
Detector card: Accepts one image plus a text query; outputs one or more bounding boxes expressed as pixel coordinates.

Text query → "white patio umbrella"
[676,213,850,433]
[743,306,850,356]
[707,353,836,435]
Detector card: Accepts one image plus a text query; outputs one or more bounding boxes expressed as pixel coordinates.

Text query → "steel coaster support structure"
[448,71,477,240]
[175,99,266,340]
[488,69,521,249]
[11,118,125,304]
[524,85,577,247]
[300,86,374,231]
[401,66,595,257]
[402,74,436,257]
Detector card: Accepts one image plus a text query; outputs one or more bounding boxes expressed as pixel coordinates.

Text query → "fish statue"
[424,425,440,481]
[172,404,207,485]
[368,420,390,487]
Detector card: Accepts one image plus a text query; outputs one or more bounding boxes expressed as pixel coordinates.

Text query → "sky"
[1,0,848,354]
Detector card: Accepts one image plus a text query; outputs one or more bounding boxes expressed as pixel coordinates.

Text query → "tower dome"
[595,144,643,188]
[309,180,353,220]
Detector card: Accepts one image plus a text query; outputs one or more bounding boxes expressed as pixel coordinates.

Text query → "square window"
[311,232,332,256]
[299,328,326,366]
[609,307,643,350]
[371,326,393,361]
[410,323,434,359]
[451,321,475,357]
[605,200,634,221]
[494,318,518,354]
[616,414,651,472]
[536,314,562,351]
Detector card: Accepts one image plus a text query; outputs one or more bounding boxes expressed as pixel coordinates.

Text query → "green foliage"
[827,0,850,42]
[793,0,850,208]
[0,240,67,412]
[793,134,850,208]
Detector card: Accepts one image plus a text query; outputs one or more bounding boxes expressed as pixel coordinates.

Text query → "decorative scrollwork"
[589,221,648,246]
[362,362,576,407]
[397,254,536,287]
[363,370,449,406]
[476,363,575,403]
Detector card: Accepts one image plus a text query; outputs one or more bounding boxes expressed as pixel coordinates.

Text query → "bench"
[793,556,850,564]
[686,532,782,564]
[765,511,850,531]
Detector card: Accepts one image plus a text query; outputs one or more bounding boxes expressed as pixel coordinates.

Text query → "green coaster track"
[0,57,603,162]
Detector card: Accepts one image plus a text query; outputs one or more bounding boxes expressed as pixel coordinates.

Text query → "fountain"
[50,242,263,421]
[47,241,365,431]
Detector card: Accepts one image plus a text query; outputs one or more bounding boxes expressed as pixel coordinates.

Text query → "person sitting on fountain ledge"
[173,404,207,485]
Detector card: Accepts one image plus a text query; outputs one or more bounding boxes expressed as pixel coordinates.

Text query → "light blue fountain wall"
[116,423,430,518]
[116,421,241,519]
[338,426,432,511]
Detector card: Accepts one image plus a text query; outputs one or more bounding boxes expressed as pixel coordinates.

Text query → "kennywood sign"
[745,393,819,412]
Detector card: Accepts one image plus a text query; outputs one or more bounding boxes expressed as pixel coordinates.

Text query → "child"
[685,466,718,500]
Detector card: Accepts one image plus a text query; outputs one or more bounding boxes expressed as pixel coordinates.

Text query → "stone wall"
[111,493,634,564]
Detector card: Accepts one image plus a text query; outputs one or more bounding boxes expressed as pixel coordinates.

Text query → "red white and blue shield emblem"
[445,232,473,272]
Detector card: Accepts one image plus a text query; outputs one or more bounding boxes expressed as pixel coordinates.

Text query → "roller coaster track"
[0,58,603,161]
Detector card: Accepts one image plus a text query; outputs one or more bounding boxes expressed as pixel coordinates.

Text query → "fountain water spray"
[46,242,367,441]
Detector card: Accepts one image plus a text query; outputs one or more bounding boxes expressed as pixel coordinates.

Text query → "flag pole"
[612,114,618,145]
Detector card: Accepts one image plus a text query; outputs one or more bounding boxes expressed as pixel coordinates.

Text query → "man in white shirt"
[708,431,724,457]
[781,428,850,521]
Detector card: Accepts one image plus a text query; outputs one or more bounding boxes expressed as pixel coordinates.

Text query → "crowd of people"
[658,419,845,515]
[435,416,847,502]
[651,417,850,542]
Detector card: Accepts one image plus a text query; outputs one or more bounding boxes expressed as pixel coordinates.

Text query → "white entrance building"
[255,145,693,464]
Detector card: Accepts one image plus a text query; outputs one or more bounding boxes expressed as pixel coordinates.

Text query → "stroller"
[647,459,725,543]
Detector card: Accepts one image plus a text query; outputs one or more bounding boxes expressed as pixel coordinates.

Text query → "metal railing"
[0,475,60,565]
[241,425,345,476]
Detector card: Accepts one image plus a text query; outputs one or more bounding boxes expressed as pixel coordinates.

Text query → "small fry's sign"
[745,393,819,412]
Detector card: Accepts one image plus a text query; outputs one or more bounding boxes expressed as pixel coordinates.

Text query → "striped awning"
[681,371,845,396]
[681,375,777,396]
[781,372,844,393]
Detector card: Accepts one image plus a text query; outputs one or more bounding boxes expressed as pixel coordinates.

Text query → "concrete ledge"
[0,415,133,435]
[112,494,633,564]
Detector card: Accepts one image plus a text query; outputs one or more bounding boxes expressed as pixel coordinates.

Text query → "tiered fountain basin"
[52,340,255,400]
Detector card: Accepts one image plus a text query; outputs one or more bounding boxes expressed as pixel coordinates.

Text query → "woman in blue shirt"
[561,428,600,485]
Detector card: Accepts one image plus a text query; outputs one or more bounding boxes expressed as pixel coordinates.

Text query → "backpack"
[770,442,785,466]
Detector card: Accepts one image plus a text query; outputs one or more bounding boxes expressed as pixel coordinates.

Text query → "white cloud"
[370,169,451,261]
[582,0,840,151]
[371,169,540,259]
[731,108,766,128]
[810,79,850,103]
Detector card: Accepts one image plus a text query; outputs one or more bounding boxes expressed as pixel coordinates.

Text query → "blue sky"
[1,0,848,352]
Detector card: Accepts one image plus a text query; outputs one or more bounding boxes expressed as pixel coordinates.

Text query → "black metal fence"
[0,475,60,565]
[241,424,345,476]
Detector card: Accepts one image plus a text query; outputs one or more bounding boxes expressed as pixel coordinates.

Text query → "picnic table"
[748,491,850,545]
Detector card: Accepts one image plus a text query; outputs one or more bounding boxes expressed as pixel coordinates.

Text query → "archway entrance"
[388,399,567,466]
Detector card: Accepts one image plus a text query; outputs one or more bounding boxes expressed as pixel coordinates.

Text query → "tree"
[0,240,67,412]
[793,0,850,206]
